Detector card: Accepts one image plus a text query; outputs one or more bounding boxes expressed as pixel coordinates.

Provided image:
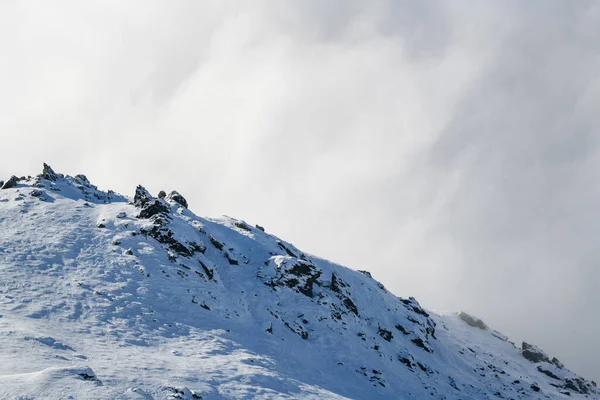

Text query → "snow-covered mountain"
[0,164,597,400]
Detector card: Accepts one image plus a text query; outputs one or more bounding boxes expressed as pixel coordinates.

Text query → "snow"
[0,166,597,399]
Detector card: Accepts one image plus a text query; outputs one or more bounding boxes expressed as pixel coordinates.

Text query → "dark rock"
[331,273,341,293]
[225,253,239,265]
[401,297,430,318]
[564,378,591,395]
[188,241,206,254]
[74,174,90,185]
[199,261,214,281]
[42,163,59,181]
[277,241,297,258]
[551,357,564,369]
[537,366,561,380]
[209,235,224,250]
[398,355,414,369]
[522,342,551,364]
[343,298,359,316]
[0,181,3,188]
[157,190,166,199]
[138,200,170,219]
[411,338,432,353]
[530,383,541,392]
[234,221,252,231]
[97,223,106,228]
[134,185,152,207]
[255,224,265,232]
[395,324,410,335]
[78,372,101,383]
[141,223,196,258]
[30,189,43,197]
[1,176,19,189]
[264,260,322,298]
[378,327,393,342]
[266,323,273,334]
[283,320,309,340]
[358,270,372,278]
[166,190,188,208]
[458,312,488,330]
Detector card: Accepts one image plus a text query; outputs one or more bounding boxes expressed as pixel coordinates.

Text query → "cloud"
[1,0,599,381]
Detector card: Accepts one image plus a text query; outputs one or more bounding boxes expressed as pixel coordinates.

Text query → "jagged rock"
[458,312,488,330]
[378,327,393,342]
[264,260,322,298]
[277,241,297,257]
[411,337,432,353]
[522,342,551,364]
[30,189,43,197]
[331,272,342,293]
[134,185,152,207]
[42,163,59,181]
[234,221,252,231]
[537,365,561,380]
[138,198,170,219]
[358,270,372,278]
[74,174,90,185]
[552,357,565,369]
[401,297,430,318]
[564,378,591,395]
[255,224,265,232]
[1,176,19,189]
[158,190,167,199]
[199,261,214,280]
[0,181,3,188]
[225,253,239,265]
[140,223,198,259]
[343,298,359,316]
[395,324,409,335]
[209,235,224,250]
[166,190,188,208]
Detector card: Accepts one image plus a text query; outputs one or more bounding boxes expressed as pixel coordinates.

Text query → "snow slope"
[0,164,597,399]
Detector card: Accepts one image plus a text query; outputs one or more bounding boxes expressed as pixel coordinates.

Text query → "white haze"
[1,0,599,382]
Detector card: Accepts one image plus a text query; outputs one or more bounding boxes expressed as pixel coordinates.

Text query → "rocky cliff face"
[0,164,597,399]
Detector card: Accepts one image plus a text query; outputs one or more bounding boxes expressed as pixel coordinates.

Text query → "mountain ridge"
[0,164,596,399]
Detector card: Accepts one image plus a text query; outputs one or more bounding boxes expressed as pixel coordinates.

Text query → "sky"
[1,0,599,382]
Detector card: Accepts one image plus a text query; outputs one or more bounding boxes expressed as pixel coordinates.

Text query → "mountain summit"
[0,164,597,399]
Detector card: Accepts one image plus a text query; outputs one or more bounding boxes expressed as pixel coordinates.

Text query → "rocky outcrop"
[522,342,552,364]
[134,185,152,207]
[1,175,19,189]
[458,312,488,330]
[42,163,59,181]
[138,200,170,219]
[134,186,170,219]
[166,190,188,208]
[264,259,322,298]
[520,342,596,395]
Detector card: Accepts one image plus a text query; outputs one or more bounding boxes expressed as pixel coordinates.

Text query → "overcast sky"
[1,0,599,382]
